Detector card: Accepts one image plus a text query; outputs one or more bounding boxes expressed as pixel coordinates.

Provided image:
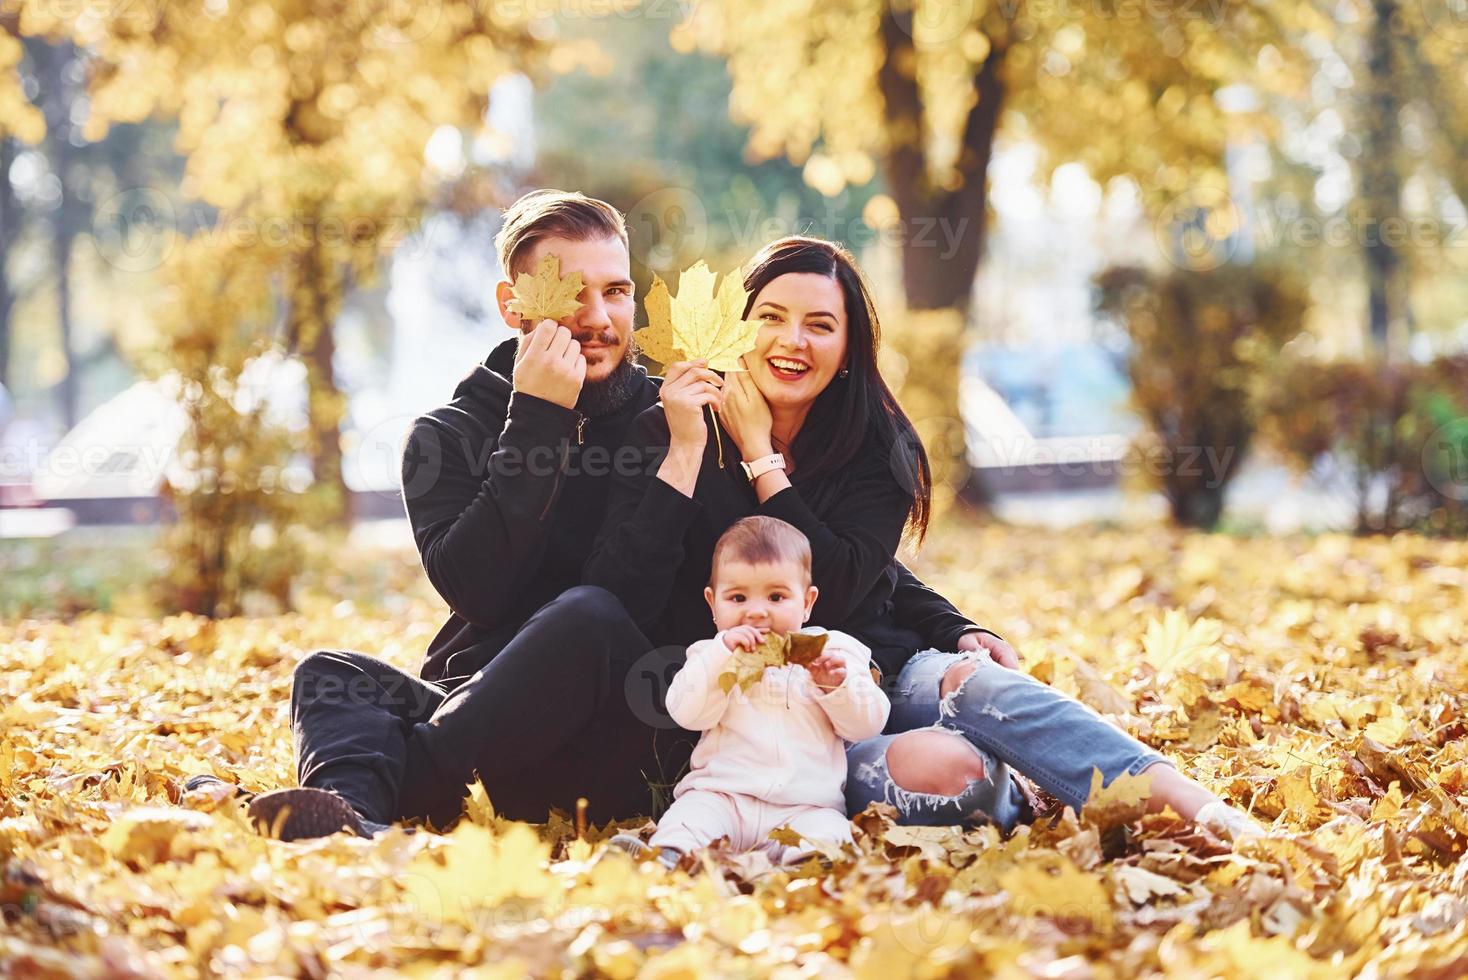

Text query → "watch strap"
[740,452,786,480]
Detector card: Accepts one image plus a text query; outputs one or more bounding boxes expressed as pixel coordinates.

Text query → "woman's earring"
[839,366,850,379]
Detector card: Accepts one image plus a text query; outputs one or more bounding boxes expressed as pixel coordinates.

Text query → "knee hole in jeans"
[885,729,986,797]
[939,658,980,700]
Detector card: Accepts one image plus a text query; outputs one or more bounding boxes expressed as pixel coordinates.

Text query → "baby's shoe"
[607,833,681,870]
[1196,800,1265,843]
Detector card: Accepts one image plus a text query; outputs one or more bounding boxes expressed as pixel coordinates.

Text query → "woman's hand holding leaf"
[661,360,723,451]
[656,359,723,497]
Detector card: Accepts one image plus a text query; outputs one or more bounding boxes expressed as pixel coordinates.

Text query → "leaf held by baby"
[718,631,830,692]
[785,632,828,668]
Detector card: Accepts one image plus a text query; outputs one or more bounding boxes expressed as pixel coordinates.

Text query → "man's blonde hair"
[709,516,812,585]
[493,189,628,277]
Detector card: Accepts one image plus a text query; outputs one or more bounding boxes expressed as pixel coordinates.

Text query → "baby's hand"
[807,652,847,691]
[722,625,767,652]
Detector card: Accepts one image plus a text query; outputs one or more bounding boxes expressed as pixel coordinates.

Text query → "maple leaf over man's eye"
[634,260,760,371]
[506,254,585,323]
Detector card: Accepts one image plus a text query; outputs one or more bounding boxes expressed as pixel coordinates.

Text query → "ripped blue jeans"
[845,649,1171,832]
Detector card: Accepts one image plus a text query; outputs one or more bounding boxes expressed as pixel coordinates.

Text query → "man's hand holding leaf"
[513,319,586,410]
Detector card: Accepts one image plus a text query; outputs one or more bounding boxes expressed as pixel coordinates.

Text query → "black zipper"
[538,412,587,521]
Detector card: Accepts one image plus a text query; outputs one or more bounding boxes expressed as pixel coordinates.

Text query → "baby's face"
[705,559,817,635]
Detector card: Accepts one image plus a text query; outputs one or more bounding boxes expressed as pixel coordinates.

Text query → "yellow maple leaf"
[462,779,505,831]
[717,631,829,693]
[400,822,558,928]
[1363,704,1411,746]
[1081,767,1153,830]
[718,630,786,693]
[1370,781,1404,822]
[634,261,759,371]
[505,253,585,324]
[1112,865,1189,905]
[1142,609,1223,680]
[634,275,680,366]
[999,853,1114,931]
[101,807,213,866]
[881,824,965,863]
[852,908,973,977]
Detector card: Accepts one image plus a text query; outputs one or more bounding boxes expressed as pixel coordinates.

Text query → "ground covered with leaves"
[3,519,1467,977]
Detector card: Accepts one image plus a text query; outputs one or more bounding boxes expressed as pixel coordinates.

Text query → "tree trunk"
[877,10,1004,315]
[1359,0,1407,359]
[0,135,15,390]
[38,40,80,429]
[288,240,349,525]
[1168,485,1225,531]
[875,4,1007,503]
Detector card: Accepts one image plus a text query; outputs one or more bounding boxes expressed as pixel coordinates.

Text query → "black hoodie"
[402,339,661,684]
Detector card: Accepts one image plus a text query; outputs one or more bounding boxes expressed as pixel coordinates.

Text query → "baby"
[615,515,890,868]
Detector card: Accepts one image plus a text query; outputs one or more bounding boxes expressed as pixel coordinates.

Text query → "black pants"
[290,586,696,827]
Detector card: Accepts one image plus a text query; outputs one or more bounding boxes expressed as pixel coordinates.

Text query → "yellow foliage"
[3,521,1467,974]
[0,33,44,143]
[1081,768,1153,831]
[400,822,558,928]
[677,0,1296,207]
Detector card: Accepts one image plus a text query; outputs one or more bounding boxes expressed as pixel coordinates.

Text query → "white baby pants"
[649,789,853,863]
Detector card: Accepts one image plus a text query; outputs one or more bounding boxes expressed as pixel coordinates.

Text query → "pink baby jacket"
[665,629,891,811]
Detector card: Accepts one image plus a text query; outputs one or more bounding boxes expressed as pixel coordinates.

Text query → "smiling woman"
[724,238,931,540]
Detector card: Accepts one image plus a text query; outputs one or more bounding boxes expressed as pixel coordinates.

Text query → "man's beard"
[575,343,641,417]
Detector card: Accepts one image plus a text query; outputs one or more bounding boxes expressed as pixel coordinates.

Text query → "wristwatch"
[740,452,786,481]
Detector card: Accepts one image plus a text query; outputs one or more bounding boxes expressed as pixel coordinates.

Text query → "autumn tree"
[1329,0,1468,357]
[6,1,580,610]
[15,0,578,522]
[675,0,1297,485]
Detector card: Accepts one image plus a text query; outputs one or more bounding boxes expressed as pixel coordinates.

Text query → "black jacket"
[402,339,662,683]
[583,405,1000,680]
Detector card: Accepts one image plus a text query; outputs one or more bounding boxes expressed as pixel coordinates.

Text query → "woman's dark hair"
[740,236,932,541]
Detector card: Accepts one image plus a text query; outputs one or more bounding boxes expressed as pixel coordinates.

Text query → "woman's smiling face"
[745,272,850,413]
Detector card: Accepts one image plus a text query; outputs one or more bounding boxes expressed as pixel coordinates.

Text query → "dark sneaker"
[246,787,371,841]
